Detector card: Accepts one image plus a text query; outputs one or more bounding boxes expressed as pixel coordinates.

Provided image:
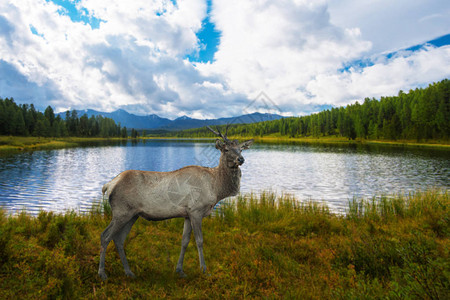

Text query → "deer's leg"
[176,217,192,277]
[189,214,207,274]
[98,214,134,280]
[98,220,115,280]
[113,215,139,278]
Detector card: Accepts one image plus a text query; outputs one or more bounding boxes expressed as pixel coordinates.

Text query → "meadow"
[0,190,448,299]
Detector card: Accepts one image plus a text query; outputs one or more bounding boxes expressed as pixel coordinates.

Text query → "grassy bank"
[218,135,450,149]
[147,133,450,149]
[0,190,448,299]
[0,136,129,154]
[1,135,449,155]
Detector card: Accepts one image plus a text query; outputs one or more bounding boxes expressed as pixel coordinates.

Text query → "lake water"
[0,140,449,214]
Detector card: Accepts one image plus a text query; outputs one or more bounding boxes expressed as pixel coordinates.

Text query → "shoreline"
[0,136,127,154]
[1,135,449,154]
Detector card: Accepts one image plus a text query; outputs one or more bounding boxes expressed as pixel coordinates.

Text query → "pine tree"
[12,109,26,135]
[44,106,55,126]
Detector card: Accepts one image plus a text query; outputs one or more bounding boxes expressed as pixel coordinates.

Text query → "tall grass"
[348,190,448,220]
[0,190,448,298]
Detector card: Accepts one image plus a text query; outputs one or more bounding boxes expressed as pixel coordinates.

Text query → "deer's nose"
[237,157,245,165]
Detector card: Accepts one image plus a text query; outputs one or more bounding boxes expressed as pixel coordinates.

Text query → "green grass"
[2,135,449,155]
[0,136,129,154]
[0,190,448,299]
[222,135,450,149]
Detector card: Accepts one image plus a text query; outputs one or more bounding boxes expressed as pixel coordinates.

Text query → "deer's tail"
[102,182,110,201]
[102,173,122,204]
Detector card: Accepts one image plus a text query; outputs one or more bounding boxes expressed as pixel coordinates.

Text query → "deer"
[98,125,253,280]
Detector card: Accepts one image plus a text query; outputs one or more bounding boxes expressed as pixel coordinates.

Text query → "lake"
[0,139,449,214]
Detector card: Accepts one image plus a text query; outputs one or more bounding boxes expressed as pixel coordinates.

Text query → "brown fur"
[98,135,253,280]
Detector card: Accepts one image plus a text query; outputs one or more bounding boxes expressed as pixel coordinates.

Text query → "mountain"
[160,112,284,130]
[58,109,284,131]
[58,109,171,129]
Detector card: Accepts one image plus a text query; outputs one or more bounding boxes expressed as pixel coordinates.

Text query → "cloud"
[196,0,371,109]
[0,0,219,116]
[0,59,62,107]
[327,0,450,54]
[197,0,449,115]
[307,45,450,106]
[0,0,449,119]
[81,0,206,56]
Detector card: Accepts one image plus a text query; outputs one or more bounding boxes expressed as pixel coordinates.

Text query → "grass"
[2,135,449,155]
[0,136,129,154]
[0,190,448,299]
[0,136,75,152]
[223,135,450,149]
[177,134,450,149]
[363,139,450,149]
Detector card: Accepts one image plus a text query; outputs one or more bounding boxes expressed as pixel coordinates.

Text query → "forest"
[1,79,448,141]
[0,99,139,138]
[173,79,450,142]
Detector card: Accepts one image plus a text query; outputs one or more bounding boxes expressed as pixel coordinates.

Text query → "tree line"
[173,79,449,141]
[2,79,448,141]
[0,99,139,138]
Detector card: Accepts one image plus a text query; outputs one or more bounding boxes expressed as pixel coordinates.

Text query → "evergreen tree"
[12,109,27,135]
[33,116,51,137]
[1,79,448,141]
[121,127,128,138]
[79,114,89,136]
[131,128,139,138]
[44,106,55,126]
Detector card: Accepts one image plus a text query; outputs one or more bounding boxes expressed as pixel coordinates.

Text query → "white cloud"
[197,0,372,110]
[0,0,218,116]
[327,0,450,54]
[81,0,206,56]
[307,45,450,106]
[0,0,449,119]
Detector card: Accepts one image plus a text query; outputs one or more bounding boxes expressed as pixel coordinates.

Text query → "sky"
[0,0,449,119]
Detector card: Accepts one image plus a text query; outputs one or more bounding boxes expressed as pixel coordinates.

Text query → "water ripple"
[0,141,449,215]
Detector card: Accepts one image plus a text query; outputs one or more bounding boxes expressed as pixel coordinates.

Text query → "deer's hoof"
[176,269,187,278]
[98,270,108,281]
[125,271,136,278]
[202,270,211,277]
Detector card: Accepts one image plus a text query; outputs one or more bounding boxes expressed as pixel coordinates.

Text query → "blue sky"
[48,0,221,63]
[0,0,449,118]
[46,0,103,29]
[186,0,220,63]
[339,34,450,73]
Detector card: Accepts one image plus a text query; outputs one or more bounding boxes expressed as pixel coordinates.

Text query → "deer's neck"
[215,156,241,201]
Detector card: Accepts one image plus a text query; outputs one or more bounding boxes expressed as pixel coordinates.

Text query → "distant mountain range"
[57,109,284,131]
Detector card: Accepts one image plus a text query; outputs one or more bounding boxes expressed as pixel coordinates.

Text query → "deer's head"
[207,125,254,168]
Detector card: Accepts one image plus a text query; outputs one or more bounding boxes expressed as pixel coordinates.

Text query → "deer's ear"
[240,139,254,150]
[215,139,226,150]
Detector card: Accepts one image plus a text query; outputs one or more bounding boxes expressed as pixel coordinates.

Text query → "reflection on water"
[0,140,449,214]
[241,143,449,212]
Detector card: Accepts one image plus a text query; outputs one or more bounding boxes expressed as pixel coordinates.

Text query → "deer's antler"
[224,123,229,137]
[207,125,230,143]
